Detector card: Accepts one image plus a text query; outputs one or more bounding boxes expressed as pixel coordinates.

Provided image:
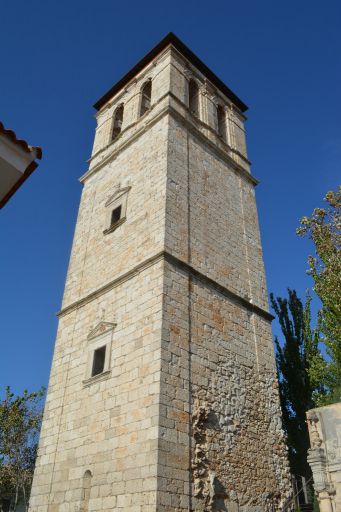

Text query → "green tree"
[0,386,45,511]
[297,186,341,403]
[270,289,319,478]
[302,292,328,403]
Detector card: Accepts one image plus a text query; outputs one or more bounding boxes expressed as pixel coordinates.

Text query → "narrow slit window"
[188,79,199,118]
[217,105,226,140]
[140,81,152,117]
[112,105,124,141]
[82,471,92,512]
[111,205,122,226]
[91,346,106,377]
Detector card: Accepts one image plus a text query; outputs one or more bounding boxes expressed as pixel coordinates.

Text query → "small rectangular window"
[91,346,106,377]
[104,186,130,235]
[111,205,122,226]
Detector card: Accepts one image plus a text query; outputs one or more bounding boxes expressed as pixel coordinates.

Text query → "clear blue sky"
[0,1,340,395]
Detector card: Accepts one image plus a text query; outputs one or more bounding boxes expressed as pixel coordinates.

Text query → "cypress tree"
[270,289,317,478]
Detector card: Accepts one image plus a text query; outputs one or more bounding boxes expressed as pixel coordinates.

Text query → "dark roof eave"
[0,159,39,209]
[93,32,248,113]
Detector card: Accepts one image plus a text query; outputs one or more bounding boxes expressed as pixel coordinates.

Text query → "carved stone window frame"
[103,186,131,235]
[83,321,116,386]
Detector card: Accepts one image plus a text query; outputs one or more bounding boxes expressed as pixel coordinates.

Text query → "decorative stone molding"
[105,185,131,208]
[211,95,220,108]
[84,320,117,385]
[199,81,210,97]
[84,94,252,185]
[87,321,116,340]
[103,185,130,235]
[307,411,323,448]
[183,66,196,83]
[306,404,341,511]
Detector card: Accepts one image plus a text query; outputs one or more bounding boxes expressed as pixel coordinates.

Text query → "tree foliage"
[297,186,341,403]
[270,289,319,477]
[0,387,45,511]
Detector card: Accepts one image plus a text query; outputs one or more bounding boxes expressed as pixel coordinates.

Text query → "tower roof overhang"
[93,32,248,113]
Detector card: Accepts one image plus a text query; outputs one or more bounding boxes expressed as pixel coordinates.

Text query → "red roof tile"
[0,121,42,159]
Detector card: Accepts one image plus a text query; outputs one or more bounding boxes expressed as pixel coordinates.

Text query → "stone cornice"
[169,51,247,121]
[167,93,251,164]
[81,93,257,186]
[95,47,172,119]
[167,98,256,186]
[89,91,251,167]
[58,251,165,318]
[57,251,273,322]
[93,33,247,112]
[164,252,274,322]
[81,100,169,183]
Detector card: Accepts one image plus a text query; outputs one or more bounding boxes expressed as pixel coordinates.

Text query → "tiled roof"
[0,121,42,209]
[0,121,42,159]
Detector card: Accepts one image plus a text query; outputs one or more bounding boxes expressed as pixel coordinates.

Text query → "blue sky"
[0,1,340,395]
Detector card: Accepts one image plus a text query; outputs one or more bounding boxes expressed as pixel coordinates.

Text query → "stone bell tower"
[29,33,291,511]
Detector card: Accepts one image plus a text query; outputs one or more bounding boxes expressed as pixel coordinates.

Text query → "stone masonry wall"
[168,48,249,173]
[30,63,171,510]
[165,112,268,319]
[91,52,171,163]
[29,261,164,512]
[158,263,291,511]
[62,116,168,308]
[30,41,291,512]
[157,95,291,509]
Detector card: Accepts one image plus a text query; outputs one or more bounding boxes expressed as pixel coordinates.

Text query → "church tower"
[29,34,291,512]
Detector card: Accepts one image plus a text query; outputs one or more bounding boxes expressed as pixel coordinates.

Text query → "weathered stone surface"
[306,403,341,512]
[158,264,291,511]
[29,39,291,512]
